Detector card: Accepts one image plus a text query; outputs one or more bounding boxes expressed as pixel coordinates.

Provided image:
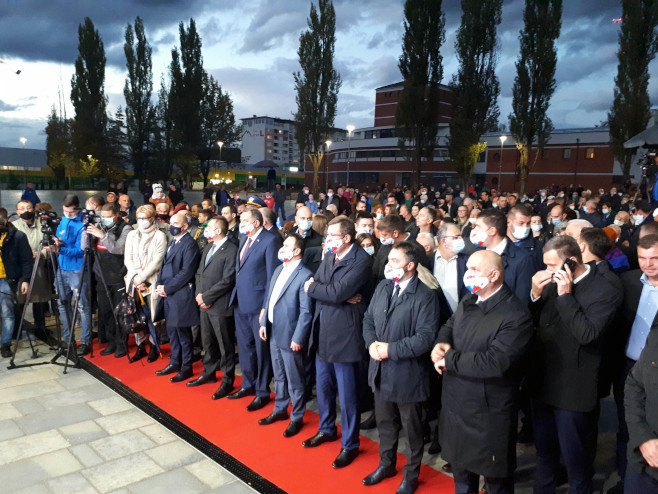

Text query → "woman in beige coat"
[123,204,167,363]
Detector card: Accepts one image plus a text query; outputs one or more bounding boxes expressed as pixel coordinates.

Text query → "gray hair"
[437,222,461,243]
[416,232,436,252]
[568,219,593,229]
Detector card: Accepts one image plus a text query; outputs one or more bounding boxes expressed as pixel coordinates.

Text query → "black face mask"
[0,223,8,234]
[20,211,35,221]
[157,214,169,221]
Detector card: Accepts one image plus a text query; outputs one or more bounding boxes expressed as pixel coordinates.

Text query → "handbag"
[114,287,148,334]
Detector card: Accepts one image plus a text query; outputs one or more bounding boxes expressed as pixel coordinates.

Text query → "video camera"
[36,209,60,245]
[81,209,102,228]
[638,149,657,173]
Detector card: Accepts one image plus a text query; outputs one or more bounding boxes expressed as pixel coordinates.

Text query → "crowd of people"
[3,178,658,494]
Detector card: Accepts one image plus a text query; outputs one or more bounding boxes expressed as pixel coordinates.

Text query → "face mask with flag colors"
[463,269,490,294]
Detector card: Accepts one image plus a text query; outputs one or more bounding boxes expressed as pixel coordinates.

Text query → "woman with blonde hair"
[124,204,168,363]
[312,213,328,236]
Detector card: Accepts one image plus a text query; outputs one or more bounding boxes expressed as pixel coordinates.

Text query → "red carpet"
[87,342,454,494]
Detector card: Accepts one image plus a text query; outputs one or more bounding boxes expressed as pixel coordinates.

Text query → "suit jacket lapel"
[278,264,302,300]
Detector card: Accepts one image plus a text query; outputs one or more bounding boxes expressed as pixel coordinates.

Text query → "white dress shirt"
[434,252,459,312]
[268,259,302,323]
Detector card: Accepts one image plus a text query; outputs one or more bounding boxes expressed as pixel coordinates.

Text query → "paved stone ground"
[0,340,257,494]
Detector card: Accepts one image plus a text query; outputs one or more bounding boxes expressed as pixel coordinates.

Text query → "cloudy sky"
[0,0,651,150]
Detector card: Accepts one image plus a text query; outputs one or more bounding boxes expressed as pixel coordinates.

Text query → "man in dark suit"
[462,208,537,304]
[362,242,438,494]
[221,205,240,244]
[288,205,323,273]
[302,216,371,469]
[432,250,533,494]
[257,234,314,437]
[154,212,201,382]
[373,215,430,282]
[529,236,621,494]
[507,204,544,268]
[189,217,238,399]
[228,208,282,411]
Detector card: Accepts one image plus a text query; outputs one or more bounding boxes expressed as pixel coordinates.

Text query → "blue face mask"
[169,225,182,236]
[551,218,561,226]
[101,217,114,227]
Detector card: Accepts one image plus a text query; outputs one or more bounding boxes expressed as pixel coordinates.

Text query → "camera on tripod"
[81,209,101,228]
[638,150,657,173]
[36,209,60,245]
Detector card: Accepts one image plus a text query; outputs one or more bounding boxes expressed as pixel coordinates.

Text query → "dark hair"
[543,235,583,263]
[636,200,652,214]
[327,215,356,243]
[478,209,507,236]
[199,208,214,218]
[399,204,411,215]
[508,204,533,220]
[245,208,263,227]
[212,216,228,234]
[222,204,237,215]
[355,211,373,222]
[376,214,405,234]
[63,194,80,208]
[356,233,379,256]
[392,241,419,269]
[87,194,105,208]
[579,227,612,260]
[101,203,119,214]
[284,232,306,253]
[638,234,658,250]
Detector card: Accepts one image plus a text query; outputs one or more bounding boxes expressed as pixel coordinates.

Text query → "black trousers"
[375,393,424,482]
[97,281,123,348]
[199,310,235,385]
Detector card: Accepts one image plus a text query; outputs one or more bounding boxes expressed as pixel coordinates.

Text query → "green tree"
[104,107,128,182]
[448,0,502,187]
[293,0,341,193]
[151,76,176,182]
[70,17,107,163]
[608,0,658,183]
[396,0,445,191]
[199,73,242,185]
[45,105,72,185]
[509,0,562,195]
[124,16,154,181]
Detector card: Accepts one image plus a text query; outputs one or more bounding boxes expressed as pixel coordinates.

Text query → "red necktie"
[240,238,252,265]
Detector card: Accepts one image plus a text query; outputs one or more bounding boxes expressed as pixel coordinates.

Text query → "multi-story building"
[240,116,300,166]
[306,81,642,192]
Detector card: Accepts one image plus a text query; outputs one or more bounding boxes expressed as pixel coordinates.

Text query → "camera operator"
[0,212,32,357]
[54,194,92,356]
[11,200,54,345]
[86,203,131,358]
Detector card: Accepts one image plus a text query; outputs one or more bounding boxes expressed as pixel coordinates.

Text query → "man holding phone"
[528,236,621,494]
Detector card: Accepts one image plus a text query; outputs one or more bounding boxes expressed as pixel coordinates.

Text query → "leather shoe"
[363,465,397,486]
[258,410,288,425]
[302,432,339,448]
[100,344,116,356]
[170,370,193,383]
[114,348,127,358]
[246,396,271,412]
[212,383,234,400]
[77,343,91,356]
[332,448,359,469]
[186,373,217,387]
[360,413,377,430]
[155,364,179,376]
[227,388,255,400]
[395,479,418,494]
[283,420,303,437]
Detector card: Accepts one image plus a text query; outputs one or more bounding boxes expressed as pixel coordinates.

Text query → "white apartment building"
[240,116,300,165]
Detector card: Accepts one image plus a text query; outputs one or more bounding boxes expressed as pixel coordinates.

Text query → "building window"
[586,148,595,159]
[563,148,571,159]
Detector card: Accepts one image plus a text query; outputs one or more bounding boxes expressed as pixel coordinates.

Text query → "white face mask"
[380,237,395,246]
[531,224,543,232]
[613,219,625,227]
[635,214,645,226]
[357,226,374,235]
[468,217,477,225]
[512,225,530,240]
[137,219,152,231]
[384,263,405,282]
[325,237,343,253]
[363,245,375,256]
[602,208,609,215]
[463,269,490,294]
[278,247,295,263]
[449,237,465,254]
[239,222,255,235]
[470,229,488,247]
[298,219,313,231]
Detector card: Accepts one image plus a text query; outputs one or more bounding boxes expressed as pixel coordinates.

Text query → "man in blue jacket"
[54,194,91,356]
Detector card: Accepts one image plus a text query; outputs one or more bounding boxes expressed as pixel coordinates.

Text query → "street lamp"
[19,137,27,186]
[217,140,224,166]
[346,125,355,186]
[324,139,332,190]
[498,135,507,189]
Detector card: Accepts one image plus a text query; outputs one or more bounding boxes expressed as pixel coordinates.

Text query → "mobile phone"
[562,258,577,271]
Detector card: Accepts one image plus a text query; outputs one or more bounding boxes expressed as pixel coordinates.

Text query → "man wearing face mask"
[12,201,53,345]
[257,234,314,437]
[463,209,537,304]
[153,213,201,383]
[431,250,533,494]
[228,209,282,410]
[529,236,621,494]
[361,242,438,494]
[301,216,371,469]
[507,204,545,268]
[434,223,466,315]
[191,217,238,399]
[373,215,431,282]
[86,203,131,358]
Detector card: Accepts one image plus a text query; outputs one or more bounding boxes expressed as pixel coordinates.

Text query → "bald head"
[565,219,593,241]
[466,250,505,297]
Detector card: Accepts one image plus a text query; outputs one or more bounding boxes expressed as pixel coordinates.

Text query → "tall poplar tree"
[152,76,175,182]
[124,16,154,181]
[448,0,502,187]
[70,17,107,163]
[396,0,445,191]
[509,0,562,195]
[608,0,658,182]
[293,0,341,193]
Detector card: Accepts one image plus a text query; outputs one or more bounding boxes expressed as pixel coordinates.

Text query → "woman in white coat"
[124,204,168,363]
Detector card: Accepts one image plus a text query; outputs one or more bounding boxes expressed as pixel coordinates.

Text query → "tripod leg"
[9,246,42,366]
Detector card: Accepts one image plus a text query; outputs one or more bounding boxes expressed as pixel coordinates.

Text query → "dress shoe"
[114,348,127,358]
[360,413,377,430]
[77,343,91,356]
[212,383,234,400]
[363,465,397,486]
[147,344,159,363]
[1,345,11,358]
[395,479,418,494]
[258,410,288,425]
[227,388,256,400]
[332,448,359,469]
[129,344,147,364]
[170,370,193,383]
[302,432,339,448]
[100,344,116,356]
[186,373,217,387]
[155,364,179,376]
[246,396,271,411]
[283,420,303,437]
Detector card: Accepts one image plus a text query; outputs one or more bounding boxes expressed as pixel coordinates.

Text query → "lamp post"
[498,135,507,189]
[324,139,332,190]
[346,125,355,186]
[19,137,27,186]
[217,140,224,166]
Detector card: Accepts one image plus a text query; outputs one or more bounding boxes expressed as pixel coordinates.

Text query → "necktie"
[334,255,340,265]
[205,244,217,267]
[240,238,252,265]
[389,282,400,310]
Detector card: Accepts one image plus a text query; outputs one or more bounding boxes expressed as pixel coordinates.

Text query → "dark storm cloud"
[0,0,210,64]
